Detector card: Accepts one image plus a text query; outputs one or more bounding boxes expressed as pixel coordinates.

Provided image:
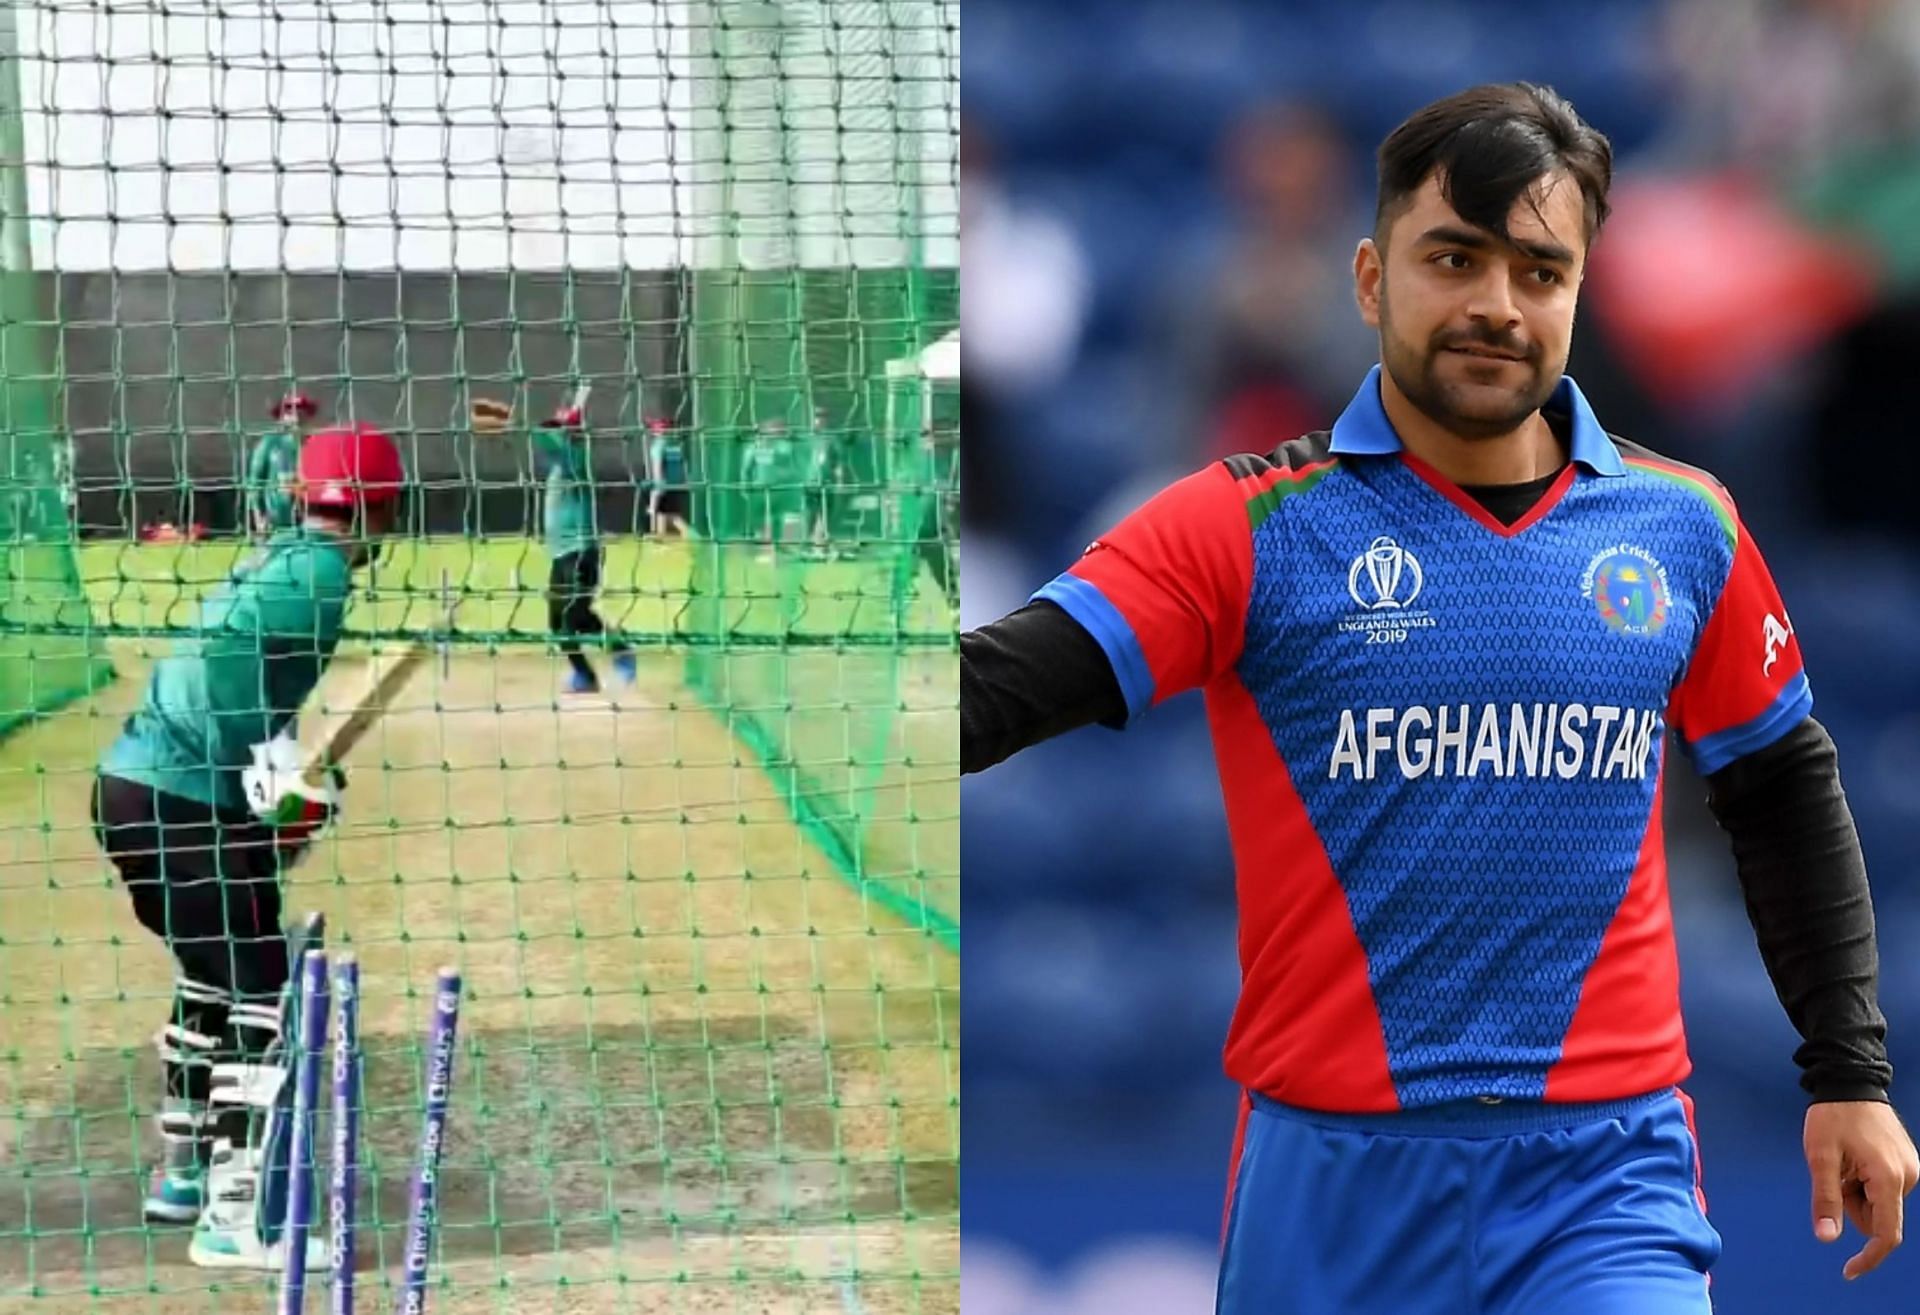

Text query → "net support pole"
[0,0,45,454]
[0,1,29,275]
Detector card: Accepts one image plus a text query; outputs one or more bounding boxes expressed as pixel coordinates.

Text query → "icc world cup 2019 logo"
[1348,536,1423,610]
[1583,545,1671,637]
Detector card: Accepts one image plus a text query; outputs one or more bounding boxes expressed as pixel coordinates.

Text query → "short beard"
[1379,295,1559,441]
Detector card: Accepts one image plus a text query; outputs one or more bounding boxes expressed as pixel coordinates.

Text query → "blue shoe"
[612,652,637,686]
[144,1167,206,1224]
[565,667,600,696]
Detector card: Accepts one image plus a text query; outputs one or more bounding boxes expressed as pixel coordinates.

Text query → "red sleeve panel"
[1033,462,1254,720]
[1670,515,1812,775]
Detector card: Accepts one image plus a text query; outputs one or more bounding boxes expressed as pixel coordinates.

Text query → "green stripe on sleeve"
[1246,463,1337,533]
[1624,460,1737,549]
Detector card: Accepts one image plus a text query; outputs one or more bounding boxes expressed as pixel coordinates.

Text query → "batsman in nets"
[961,83,1918,1313]
[91,421,408,1271]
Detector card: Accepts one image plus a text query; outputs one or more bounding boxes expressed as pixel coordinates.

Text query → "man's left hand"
[1805,1100,1920,1279]
[243,734,345,859]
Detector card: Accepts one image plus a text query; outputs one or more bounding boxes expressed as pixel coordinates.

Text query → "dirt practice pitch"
[0,634,958,1313]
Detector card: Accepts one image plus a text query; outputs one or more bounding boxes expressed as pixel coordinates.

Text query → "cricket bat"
[299,641,433,791]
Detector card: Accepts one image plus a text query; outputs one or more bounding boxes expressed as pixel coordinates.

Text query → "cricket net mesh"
[0,2,958,1312]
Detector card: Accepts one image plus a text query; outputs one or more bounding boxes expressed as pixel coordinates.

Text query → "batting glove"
[243,734,346,858]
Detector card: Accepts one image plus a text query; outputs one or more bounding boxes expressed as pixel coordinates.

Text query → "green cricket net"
[0,3,958,1313]
[681,3,960,947]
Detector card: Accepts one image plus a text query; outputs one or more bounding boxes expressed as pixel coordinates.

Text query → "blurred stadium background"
[962,1,1920,1311]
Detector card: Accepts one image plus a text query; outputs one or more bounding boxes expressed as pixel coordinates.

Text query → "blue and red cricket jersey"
[1037,366,1808,1117]
[1033,367,1797,1311]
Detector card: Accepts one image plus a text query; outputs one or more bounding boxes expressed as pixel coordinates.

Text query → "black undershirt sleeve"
[1704,715,1892,1103]
[960,601,1127,775]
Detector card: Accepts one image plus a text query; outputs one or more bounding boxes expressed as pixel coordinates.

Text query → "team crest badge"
[1582,544,1670,637]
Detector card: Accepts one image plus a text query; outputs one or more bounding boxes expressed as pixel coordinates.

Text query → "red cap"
[645,417,671,433]
[273,392,318,421]
[297,423,405,508]
[540,406,584,431]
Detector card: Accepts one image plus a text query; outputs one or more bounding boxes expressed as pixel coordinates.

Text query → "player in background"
[245,391,318,743]
[473,391,636,695]
[961,84,1917,1313]
[645,416,691,537]
[244,392,315,538]
[803,406,839,556]
[742,417,800,558]
[539,398,637,694]
[92,422,406,1268]
[915,410,959,613]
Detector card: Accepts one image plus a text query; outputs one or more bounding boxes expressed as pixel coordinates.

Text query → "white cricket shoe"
[188,1224,328,1272]
[187,1144,328,1272]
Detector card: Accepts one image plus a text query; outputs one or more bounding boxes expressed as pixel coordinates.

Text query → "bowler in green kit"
[244,392,315,537]
[485,397,636,695]
[91,422,406,1267]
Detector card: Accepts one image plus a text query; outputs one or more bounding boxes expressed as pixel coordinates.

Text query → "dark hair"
[1375,83,1612,249]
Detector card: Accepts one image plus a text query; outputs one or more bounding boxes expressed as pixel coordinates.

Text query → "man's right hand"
[1805,1099,1920,1280]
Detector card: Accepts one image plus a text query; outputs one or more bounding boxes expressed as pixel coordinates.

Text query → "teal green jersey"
[804,432,835,485]
[246,428,301,531]
[101,527,355,812]
[532,428,597,558]
[742,435,796,486]
[647,435,688,487]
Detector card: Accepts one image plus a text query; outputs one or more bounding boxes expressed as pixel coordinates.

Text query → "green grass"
[69,536,955,647]
[78,536,696,643]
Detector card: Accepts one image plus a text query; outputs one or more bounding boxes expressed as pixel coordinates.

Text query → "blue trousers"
[1217,1088,1721,1314]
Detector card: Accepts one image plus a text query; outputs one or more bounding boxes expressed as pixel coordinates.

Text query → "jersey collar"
[1329,364,1625,477]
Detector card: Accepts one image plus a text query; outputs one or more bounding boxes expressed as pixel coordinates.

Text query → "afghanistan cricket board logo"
[1582,544,1671,637]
